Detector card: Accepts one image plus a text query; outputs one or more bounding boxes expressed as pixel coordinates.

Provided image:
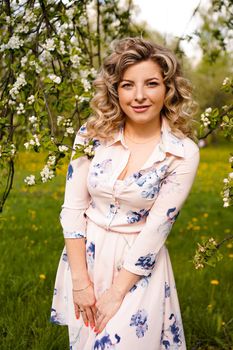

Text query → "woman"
[51,37,200,350]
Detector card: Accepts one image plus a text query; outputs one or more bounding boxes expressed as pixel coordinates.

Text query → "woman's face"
[117,60,166,126]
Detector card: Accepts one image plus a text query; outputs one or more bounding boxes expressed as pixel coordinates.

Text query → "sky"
[132,0,209,61]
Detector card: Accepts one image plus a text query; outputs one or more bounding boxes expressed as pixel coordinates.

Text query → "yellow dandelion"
[227,243,232,249]
[193,226,201,231]
[224,229,231,234]
[229,254,233,259]
[222,321,225,326]
[210,279,219,285]
[192,217,198,222]
[207,304,212,309]
[39,274,46,280]
[203,213,209,218]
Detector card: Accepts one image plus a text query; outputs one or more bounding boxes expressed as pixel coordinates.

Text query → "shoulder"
[181,136,200,160]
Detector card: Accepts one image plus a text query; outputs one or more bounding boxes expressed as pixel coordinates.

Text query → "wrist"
[72,274,91,289]
[111,282,127,298]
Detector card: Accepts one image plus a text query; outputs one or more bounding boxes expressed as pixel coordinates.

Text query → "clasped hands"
[73,281,125,334]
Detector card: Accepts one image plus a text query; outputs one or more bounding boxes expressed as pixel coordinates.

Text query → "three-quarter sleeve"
[123,149,200,276]
[59,130,91,239]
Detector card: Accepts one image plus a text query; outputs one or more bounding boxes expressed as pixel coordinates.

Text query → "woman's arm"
[60,126,97,327]
[65,238,90,288]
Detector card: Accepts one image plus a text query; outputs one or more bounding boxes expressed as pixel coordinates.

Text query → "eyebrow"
[120,77,160,83]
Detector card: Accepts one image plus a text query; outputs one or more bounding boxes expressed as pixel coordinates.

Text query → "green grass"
[0,144,233,350]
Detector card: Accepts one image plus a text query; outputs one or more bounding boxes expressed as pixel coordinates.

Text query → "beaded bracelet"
[72,281,92,292]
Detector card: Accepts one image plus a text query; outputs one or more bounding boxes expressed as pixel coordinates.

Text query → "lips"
[131,105,151,113]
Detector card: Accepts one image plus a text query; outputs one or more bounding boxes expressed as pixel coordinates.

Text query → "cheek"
[118,91,131,107]
[149,90,166,105]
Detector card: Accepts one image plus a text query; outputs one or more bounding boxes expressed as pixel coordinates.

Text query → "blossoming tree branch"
[0,0,136,210]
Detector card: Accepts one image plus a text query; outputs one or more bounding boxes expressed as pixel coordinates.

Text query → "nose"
[134,84,146,103]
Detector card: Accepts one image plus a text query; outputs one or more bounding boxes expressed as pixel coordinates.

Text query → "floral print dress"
[51,117,200,350]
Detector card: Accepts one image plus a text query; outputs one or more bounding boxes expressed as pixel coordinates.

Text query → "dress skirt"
[51,217,186,350]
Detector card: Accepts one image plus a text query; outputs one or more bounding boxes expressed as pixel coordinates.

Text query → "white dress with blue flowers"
[51,117,200,350]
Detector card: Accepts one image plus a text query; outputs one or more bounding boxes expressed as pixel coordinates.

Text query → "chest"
[86,143,174,206]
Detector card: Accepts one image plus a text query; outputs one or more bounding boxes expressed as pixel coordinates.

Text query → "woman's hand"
[73,281,97,329]
[94,285,125,333]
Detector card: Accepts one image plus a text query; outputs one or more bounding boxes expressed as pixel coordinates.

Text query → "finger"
[96,316,109,334]
[95,313,106,331]
[74,303,80,320]
[91,305,98,321]
[85,307,95,328]
[81,310,89,327]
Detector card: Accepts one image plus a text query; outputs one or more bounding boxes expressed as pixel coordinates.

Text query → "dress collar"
[105,117,185,159]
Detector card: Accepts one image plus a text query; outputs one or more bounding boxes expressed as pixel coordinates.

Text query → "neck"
[124,117,161,140]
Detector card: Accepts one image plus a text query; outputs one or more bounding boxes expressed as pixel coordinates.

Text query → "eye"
[147,81,159,87]
[121,83,133,89]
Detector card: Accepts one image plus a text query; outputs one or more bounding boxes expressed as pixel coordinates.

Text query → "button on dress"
[50,117,200,350]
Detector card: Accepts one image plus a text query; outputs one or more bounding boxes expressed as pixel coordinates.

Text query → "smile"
[131,105,151,113]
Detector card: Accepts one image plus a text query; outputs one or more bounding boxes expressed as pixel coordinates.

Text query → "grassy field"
[0,144,232,350]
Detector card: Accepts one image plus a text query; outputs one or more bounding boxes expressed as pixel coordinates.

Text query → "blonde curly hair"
[86,37,196,140]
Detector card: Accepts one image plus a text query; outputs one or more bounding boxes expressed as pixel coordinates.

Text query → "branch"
[217,235,233,249]
[199,105,233,139]
[39,80,55,137]
[96,0,101,67]
[0,159,14,213]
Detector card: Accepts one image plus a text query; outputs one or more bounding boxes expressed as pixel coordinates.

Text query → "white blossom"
[70,71,78,81]
[9,99,16,105]
[90,67,97,77]
[70,36,80,46]
[79,15,87,26]
[39,50,52,63]
[200,112,211,128]
[58,145,68,152]
[70,55,80,68]
[16,103,25,115]
[57,23,68,38]
[66,7,75,20]
[84,145,94,157]
[59,40,66,54]
[48,74,61,84]
[40,165,55,183]
[24,174,36,186]
[24,142,29,149]
[29,115,37,123]
[223,201,230,208]
[81,78,91,92]
[57,115,64,126]
[205,107,212,114]
[9,73,27,99]
[80,69,89,78]
[10,144,16,155]
[47,155,56,166]
[66,127,74,134]
[222,77,230,86]
[21,56,28,67]
[28,134,40,147]
[16,23,29,33]
[28,95,35,105]
[229,156,233,163]
[42,38,56,51]
[229,172,233,179]
[25,9,37,23]
[0,35,24,51]
[29,60,42,74]
[223,178,229,184]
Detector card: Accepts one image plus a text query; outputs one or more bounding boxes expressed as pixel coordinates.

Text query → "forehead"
[121,60,163,80]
